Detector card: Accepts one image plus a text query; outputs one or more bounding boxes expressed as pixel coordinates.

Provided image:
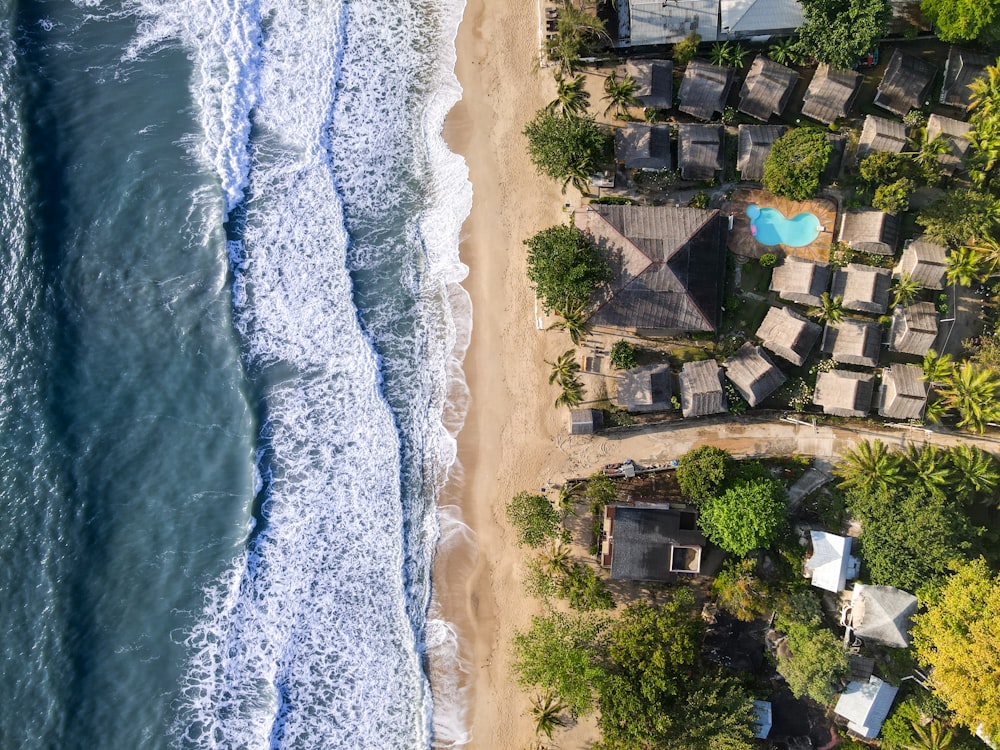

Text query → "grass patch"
[667,345,712,367]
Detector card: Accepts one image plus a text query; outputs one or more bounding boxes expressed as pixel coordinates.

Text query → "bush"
[762,128,832,200]
[873,178,915,214]
[689,191,710,209]
[676,446,733,503]
[506,491,562,548]
[525,224,612,317]
[672,32,701,66]
[698,478,786,555]
[609,340,638,370]
[523,110,613,193]
[759,253,777,268]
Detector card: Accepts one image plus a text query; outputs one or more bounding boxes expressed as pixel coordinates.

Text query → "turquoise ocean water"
[0,1,471,747]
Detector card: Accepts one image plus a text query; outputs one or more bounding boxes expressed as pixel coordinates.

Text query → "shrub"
[609,340,638,370]
[759,253,777,268]
[672,32,701,66]
[506,491,562,548]
[698,478,787,556]
[676,445,733,503]
[873,178,915,214]
[689,191,710,209]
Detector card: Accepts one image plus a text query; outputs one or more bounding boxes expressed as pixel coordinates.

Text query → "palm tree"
[947,444,1000,501]
[709,42,730,67]
[545,349,581,385]
[768,37,799,65]
[542,542,574,578]
[548,302,589,345]
[602,70,638,120]
[544,2,607,76]
[969,235,1000,273]
[807,292,845,324]
[903,443,954,491]
[548,73,590,117]
[905,719,954,750]
[529,692,569,740]
[834,439,904,495]
[903,130,949,182]
[968,63,1000,123]
[891,272,922,308]
[555,374,585,408]
[946,245,989,287]
[922,349,955,385]
[936,361,1000,433]
[727,42,750,69]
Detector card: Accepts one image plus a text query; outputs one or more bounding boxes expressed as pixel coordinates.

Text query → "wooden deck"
[726,188,837,263]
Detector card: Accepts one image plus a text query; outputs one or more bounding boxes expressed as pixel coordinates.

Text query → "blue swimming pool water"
[746,203,821,247]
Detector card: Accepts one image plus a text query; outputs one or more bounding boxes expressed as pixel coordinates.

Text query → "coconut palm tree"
[727,42,750,69]
[545,349,581,385]
[924,395,949,425]
[542,541,574,578]
[922,349,955,386]
[969,235,1000,273]
[807,292,845,324]
[555,374,585,408]
[544,2,607,76]
[946,245,990,287]
[602,70,638,120]
[947,444,1000,501]
[905,719,955,750]
[891,272,922,308]
[548,302,589,345]
[548,73,590,117]
[529,692,569,740]
[709,42,730,67]
[936,361,1000,433]
[903,444,954,492]
[768,37,800,65]
[968,63,1000,122]
[834,439,904,495]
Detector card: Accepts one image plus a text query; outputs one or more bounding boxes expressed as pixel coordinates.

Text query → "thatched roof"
[723,343,786,407]
[878,363,927,419]
[756,305,821,366]
[899,238,948,290]
[857,115,907,163]
[615,364,673,412]
[679,359,727,417]
[926,114,972,175]
[737,124,786,181]
[679,60,735,121]
[770,257,832,307]
[608,505,705,581]
[831,263,892,314]
[874,49,937,116]
[739,55,798,120]
[839,209,899,256]
[801,64,862,125]
[822,319,882,367]
[851,583,919,648]
[813,369,875,417]
[721,0,804,36]
[570,408,603,435]
[835,677,899,740]
[626,60,674,109]
[678,123,723,179]
[575,205,727,333]
[890,302,938,356]
[616,124,672,170]
[941,46,991,108]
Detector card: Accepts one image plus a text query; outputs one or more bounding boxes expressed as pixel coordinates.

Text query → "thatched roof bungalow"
[878,363,927,419]
[736,124,786,181]
[874,49,937,116]
[857,115,907,164]
[738,55,798,120]
[678,60,734,121]
[822,319,882,367]
[678,123,723,180]
[898,238,948,290]
[801,64,862,124]
[755,305,821,366]
[770,257,831,307]
[889,302,938,356]
[839,209,899,256]
[830,263,892,314]
[926,114,972,175]
[940,46,990,109]
[625,59,674,109]
[723,343,786,407]
[615,124,672,170]
[615,364,673,412]
[679,359,727,417]
[813,369,875,417]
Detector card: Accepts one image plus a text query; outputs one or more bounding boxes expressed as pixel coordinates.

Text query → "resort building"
[813,370,875,417]
[575,204,727,335]
[874,49,937,116]
[770,257,832,307]
[898,238,948,290]
[738,55,798,120]
[838,209,899,256]
[736,124,786,182]
[805,531,860,592]
[723,343,786,407]
[755,305,821,366]
[925,114,972,175]
[625,59,673,109]
[615,123,672,170]
[801,64,863,125]
[846,583,919,648]
[678,61,734,121]
[889,302,939,356]
[601,504,705,580]
[940,47,991,109]
[615,0,803,45]
[720,0,804,38]
[679,359,727,418]
[834,677,899,740]
[678,123,724,180]
[830,263,892,314]
[856,115,907,164]
[615,364,673,412]
[569,408,603,435]
[822,319,882,368]
[878,363,927,419]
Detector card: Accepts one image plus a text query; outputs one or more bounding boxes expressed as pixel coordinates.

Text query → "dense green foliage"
[873,178,915,214]
[506,491,562,548]
[673,32,701,66]
[762,128,832,201]
[797,0,890,69]
[775,619,849,704]
[712,558,770,622]
[698,478,786,556]
[609,340,637,370]
[523,110,613,193]
[916,189,1000,246]
[544,2,606,75]
[676,445,734,503]
[525,224,611,317]
[922,0,1000,43]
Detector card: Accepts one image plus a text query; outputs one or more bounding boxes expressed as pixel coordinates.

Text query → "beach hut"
[769,257,831,307]
[603,505,705,580]
[874,49,937,116]
[755,305,821,366]
[801,64,862,125]
[679,359,727,418]
[615,364,673,412]
[813,370,875,417]
[839,209,899,256]
[878,363,927,419]
[856,115,907,164]
[738,55,798,120]
[830,263,892,314]
[940,46,990,109]
[723,343,786,407]
[736,124,786,181]
[822,319,882,368]
[898,238,948,290]
[569,408,603,435]
[678,61,734,121]
[925,114,972,175]
[677,123,724,180]
[834,677,899,740]
[889,302,938,356]
[615,124,672,170]
[805,530,860,592]
[625,59,673,109]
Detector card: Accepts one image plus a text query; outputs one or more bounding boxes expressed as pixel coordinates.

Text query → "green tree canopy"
[797,0,890,69]
[912,558,1000,739]
[775,619,849,704]
[506,491,562,548]
[762,128,832,201]
[524,224,612,317]
[523,109,612,193]
[873,178,915,214]
[922,0,1000,44]
[698,478,786,556]
[676,445,734,503]
[916,189,1000,247]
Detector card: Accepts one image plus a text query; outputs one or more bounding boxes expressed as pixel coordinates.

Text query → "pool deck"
[726,189,837,263]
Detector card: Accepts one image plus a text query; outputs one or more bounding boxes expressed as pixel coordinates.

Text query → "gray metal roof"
[805,531,858,592]
[570,408,603,435]
[609,505,705,581]
[926,114,972,175]
[770,257,832,307]
[739,55,798,120]
[890,302,938,356]
[616,363,673,412]
[941,46,990,108]
[616,124,672,170]
[900,238,948,290]
[835,677,899,739]
[679,60,735,121]
[625,59,674,109]
[831,263,892,314]
[813,369,875,417]
[857,115,907,163]
[737,124,786,181]
[756,305,821,366]
[839,210,899,256]
[721,0,804,36]
[678,123,723,179]
[723,342,786,407]
[624,0,721,46]
[874,49,937,116]
[822,319,882,367]
[576,204,727,332]
[878,363,927,419]
[851,583,919,648]
[680,359,727,417]
[801,64,863,125]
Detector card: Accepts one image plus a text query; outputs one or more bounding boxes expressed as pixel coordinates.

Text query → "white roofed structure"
[835,677,899,739]
[805,531,860,592]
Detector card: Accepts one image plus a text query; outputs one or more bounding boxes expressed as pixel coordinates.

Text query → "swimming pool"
[746,204,821,247]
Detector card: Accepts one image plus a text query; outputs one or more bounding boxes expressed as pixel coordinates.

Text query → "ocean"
[0,0,472,748]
